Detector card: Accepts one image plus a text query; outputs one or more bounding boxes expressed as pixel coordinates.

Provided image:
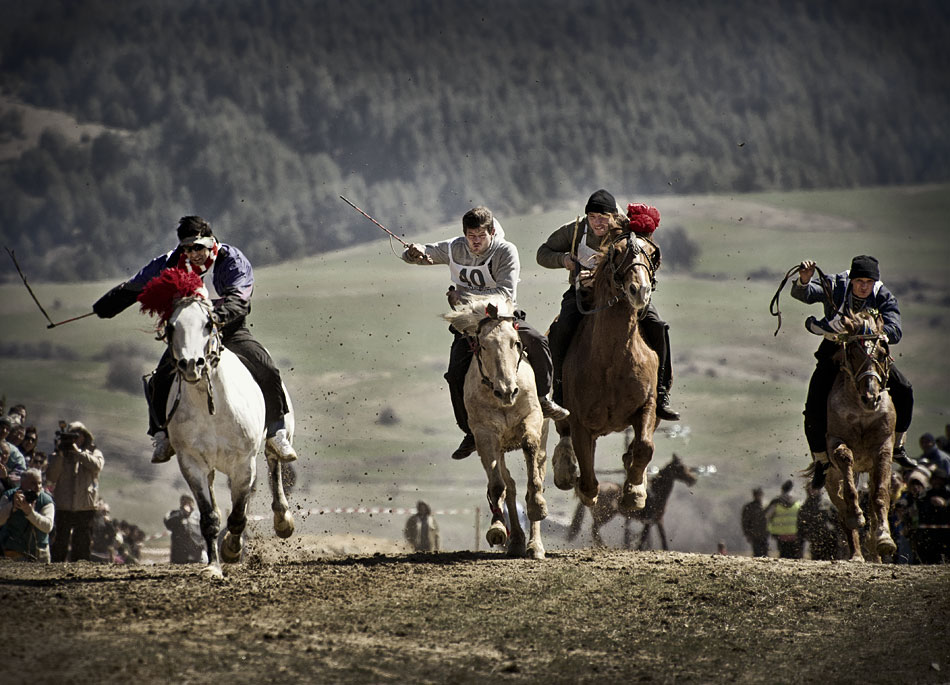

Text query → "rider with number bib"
[92,216,296,465]
[403,206,570,461]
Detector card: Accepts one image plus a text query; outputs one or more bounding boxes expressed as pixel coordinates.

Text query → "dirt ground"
[4,535,948,685]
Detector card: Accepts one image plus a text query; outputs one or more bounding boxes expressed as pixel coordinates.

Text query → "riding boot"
[452,433,476,461]
[892,432,916,470]
[656,389,681,422]
[145,353,176,463]
[540,396,570,421]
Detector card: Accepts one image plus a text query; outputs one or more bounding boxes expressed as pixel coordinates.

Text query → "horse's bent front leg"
[830,442,865,531]
[552,420,577,490]
[825,466,864,562]
[621,411,655,511]
[522,430,547,560]
[267,456,294,539]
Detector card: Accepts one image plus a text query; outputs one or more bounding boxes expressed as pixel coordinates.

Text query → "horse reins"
[770,263,839,336]
[838,318,892,392]
[576,233,658,316]
[471,314,523,392]
[161,298,224,425]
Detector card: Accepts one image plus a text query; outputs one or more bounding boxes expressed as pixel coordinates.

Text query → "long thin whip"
[4,246,95,328]
[339,195,433,263]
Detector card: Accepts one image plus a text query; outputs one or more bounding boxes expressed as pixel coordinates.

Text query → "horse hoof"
[201,564,224,580]
[876,535,897,557]
[621,483,647,511]
[220,532,243,563]
[486,523,508,548]
[507,539,527,558]
[552,440,577,490]
[527,541,545,560]
[274,512,295,539]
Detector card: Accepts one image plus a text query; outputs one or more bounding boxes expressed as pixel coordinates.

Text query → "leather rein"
[471,313,524,391]
[576,232,659,316]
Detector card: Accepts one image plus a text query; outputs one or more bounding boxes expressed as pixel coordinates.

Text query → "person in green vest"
[0,468,54,562]
[765,479,802,559]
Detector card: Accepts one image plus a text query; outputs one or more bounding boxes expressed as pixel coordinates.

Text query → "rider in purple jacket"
[93,216,295,464]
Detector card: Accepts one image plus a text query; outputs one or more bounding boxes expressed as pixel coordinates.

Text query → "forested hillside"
[2,0,949,281]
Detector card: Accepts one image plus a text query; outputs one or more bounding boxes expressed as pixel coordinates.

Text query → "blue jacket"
[93,243,255,335]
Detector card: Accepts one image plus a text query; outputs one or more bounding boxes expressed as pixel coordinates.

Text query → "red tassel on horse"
[138,268,205,324]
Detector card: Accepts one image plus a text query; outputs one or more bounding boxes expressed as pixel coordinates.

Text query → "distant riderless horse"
[140,269,295,574]
[566,454,698,549]
[444,296,548,559]
[552,225,661,512]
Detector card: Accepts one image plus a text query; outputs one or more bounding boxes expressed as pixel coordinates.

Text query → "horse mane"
[843,308,883,336]
[443,295,514,336]
[138,268,206,325]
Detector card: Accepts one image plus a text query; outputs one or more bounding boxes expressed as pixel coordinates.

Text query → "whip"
[339,195,433,264]
[4,246,94,328]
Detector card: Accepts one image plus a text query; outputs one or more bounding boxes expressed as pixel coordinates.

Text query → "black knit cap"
[850,255,880,281]
[584,189,618,215]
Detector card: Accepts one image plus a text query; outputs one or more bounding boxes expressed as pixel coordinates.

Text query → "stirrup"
[150,431,175,464]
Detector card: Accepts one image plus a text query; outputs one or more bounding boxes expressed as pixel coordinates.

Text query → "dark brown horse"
[551,225,660,510]
[821,310,897,562]
[566,454,698,549]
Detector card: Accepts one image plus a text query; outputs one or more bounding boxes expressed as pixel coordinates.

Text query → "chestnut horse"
[566,454,697,549]
[551,229,660,511]
[821,310,897,562]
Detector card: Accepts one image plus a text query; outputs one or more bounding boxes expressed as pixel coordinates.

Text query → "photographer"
[0,468,54,562]
[164,495,206,564]
[46,421,104,562]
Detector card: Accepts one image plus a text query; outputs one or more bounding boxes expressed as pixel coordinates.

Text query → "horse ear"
[486,303,498,319]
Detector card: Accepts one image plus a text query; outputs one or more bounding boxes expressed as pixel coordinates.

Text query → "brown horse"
[566,454,698,549]
[551,228,660,510]
[822,310,897,562]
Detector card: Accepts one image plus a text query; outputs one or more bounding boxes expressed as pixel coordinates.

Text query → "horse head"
[444,296,523,406]
[592,232,658,312]
[667,453,699,487]
[836,310,891,410]
[139,269,219,384]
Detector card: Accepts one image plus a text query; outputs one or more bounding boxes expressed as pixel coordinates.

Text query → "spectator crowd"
[0,401,146,564]
[741,426,950,564]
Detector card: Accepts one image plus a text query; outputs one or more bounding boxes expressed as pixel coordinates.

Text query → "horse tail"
[566,498,586,541]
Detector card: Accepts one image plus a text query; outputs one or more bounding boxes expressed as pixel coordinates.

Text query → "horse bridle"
[838,320,892,393]
[577,233,659,316]
[471,313,524,391]
[163,297,223,419]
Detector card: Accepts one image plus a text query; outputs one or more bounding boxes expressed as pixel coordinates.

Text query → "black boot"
[540,396,570,421]
[452,433,476,460]
[892,444,916,470]
[656,391,681,422]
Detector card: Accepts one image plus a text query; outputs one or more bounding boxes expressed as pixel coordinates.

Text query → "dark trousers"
[147,324,289,436]
[750,536,770,558]
[51,509,95,562]
[445,317,553,435]
[548,286,673,404]
[803,340,914,452]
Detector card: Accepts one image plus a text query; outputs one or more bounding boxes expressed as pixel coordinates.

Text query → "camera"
[56,430,81,452]
[22,490,39,504]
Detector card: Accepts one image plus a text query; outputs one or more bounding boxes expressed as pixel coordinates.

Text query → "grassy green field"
[2,183,948,554]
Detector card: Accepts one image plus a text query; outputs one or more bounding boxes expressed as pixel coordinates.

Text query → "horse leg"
[621,412,656,511]
[500,458,526,558]
[637,522,651,551]
[552,421,578,490]
[181,464,222,568]
[656,520,669,551]
[622,516,632,550]
[266,455,295,539]
[825,467,864,562]
[477,433,509,549]
[567,499,586,542]
[572,425,599,506]
[523,431,547,560]
[831,442,865,531]
[221,460,255,564]
[868,446,896,560]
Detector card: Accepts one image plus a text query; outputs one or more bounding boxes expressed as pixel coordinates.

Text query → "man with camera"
[46,421,104,562]
[0,468,54,562]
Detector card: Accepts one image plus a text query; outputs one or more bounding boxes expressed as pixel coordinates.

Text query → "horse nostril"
[512,388,519,398]
[196,358,205,368]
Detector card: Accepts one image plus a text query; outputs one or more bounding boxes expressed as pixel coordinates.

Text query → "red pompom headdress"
[627,203,660,234]
[138,268,206,324]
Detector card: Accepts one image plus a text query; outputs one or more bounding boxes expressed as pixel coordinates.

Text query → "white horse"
[444,296,548,559]
[150,275,294,572]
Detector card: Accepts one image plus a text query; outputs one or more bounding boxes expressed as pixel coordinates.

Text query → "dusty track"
[4,537,948,684]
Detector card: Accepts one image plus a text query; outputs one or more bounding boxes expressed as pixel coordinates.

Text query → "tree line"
[1,0,948,281]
